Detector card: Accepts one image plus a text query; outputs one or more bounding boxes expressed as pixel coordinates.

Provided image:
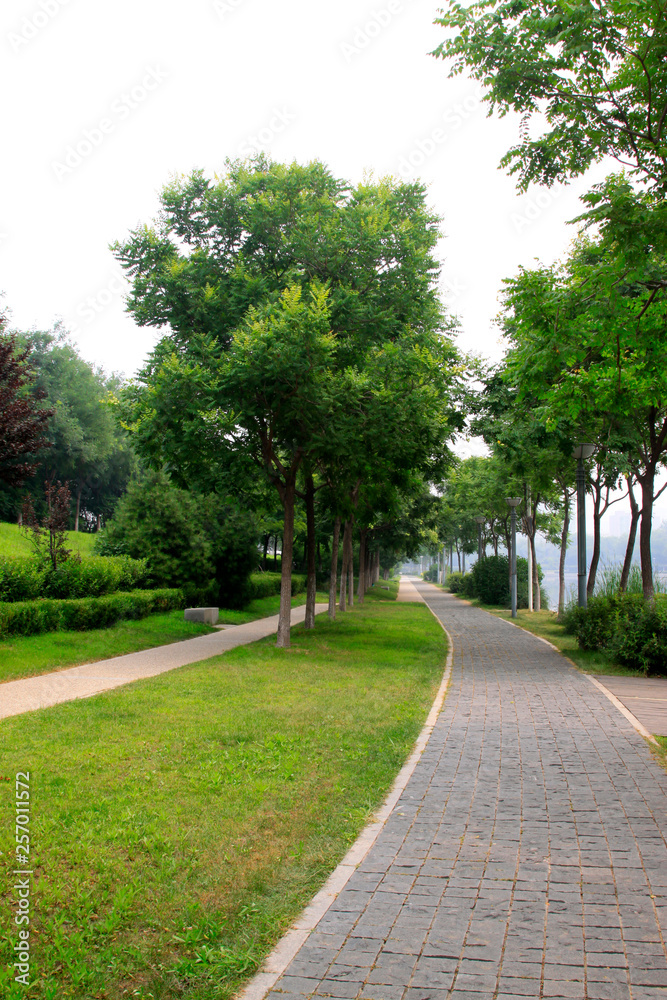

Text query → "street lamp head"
[505,497,522,508]
[573,442,596,460]
[474,516,485,525]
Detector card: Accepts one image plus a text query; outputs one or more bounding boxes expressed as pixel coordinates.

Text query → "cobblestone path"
[257,584,667,1000]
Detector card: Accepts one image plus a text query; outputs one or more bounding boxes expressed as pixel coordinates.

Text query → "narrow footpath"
[0,603,328,720]
[244,581,667,1000]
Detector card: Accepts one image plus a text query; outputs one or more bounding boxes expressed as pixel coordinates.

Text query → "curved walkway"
[0,603,328,720]
[244,582,667,1000]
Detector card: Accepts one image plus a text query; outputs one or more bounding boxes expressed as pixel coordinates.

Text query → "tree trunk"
[638,471,655,601]
[96,513,102,532]
[347,520,354,607]
[339,520,350,611]
[273,535,279,569]
[587,484,603,598]
[329,516,341,620]
[304,472,316,629]
[262,534,270,571]
[530,532,540,612]
[277,480,296,648]
[620,476,639,593]
[74,486,82,532]
[357,529,367,604]
[558,487,570,616]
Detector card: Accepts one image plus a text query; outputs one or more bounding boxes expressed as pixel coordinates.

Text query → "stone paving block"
[256,585,667,1000]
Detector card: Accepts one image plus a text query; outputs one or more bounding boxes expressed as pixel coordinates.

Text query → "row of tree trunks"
[357,528,367,604]
[328,516,341,620]
[304,471,317,630]
[276,475,296,648]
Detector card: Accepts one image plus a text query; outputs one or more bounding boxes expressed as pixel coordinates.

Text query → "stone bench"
[184,607,219,625]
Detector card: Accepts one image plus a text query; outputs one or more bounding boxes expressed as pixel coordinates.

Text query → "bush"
[43,555,148,599]
[96,472,259,608]
[562,592,667,675]
[446,571,466,593]
[0,588,184,639]
[462,555,548,609]
[423,566,439,583]
[470,555,511,605]
[0,557,47,602]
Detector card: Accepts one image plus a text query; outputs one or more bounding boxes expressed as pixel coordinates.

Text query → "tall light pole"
[506,498,522,618]
[573,443,596,607]
[474,516,485,563]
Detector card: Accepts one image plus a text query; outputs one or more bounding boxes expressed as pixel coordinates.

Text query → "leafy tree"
[434,0,667,195]
[499,214,667,599]
[114,159,462,645]
[0,317,53,494]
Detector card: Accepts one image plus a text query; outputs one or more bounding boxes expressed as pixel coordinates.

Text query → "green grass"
[0,592,330,684]
[0,593,446,999]
[0,521,96,559]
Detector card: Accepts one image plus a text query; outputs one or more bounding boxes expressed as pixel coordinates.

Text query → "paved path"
[247,582,667,1000]
[0,604,328,720]
[593,676,667,739]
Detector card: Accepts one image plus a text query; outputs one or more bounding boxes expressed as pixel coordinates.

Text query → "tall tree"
[0,316,53,494]
[434,0,667,195]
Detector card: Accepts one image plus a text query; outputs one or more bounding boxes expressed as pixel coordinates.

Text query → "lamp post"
[573,443,596,607]
[474,516,485,564]
[506,498,522,618]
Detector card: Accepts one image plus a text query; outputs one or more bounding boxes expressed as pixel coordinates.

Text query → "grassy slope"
[0,589,444,1000]
[0,592,330,684]
[0,521,96,559]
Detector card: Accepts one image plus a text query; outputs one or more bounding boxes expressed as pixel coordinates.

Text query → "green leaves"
[433,0,667,194]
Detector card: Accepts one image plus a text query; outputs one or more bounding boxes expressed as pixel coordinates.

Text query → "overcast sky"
[2,0,663,528]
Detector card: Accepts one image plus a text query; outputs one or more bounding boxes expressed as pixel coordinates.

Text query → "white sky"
[2,0,608,373]
[2,0,663,526]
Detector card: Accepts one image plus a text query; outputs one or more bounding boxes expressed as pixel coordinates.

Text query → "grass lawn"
[0,588,443,1000]
[0,592,331,685]
[0,521,96,559]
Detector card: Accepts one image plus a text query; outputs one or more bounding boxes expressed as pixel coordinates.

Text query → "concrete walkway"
[0,603,328,720]
[244,581,667,1000]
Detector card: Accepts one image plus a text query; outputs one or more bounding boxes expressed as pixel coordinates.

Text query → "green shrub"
[446,571,465,593]
[423,566,439,583]
[0,557,47,602]
[465,555,548,609]
[562,592,667,674]
[0,589,183,639]
[43,555,148,599]
[96,472,258,608]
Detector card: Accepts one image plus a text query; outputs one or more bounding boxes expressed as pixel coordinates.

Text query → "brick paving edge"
[234,602,455,1000]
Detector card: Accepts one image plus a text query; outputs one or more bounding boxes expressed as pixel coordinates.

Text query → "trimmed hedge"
[0,555,148,602]
[0,557,46,602]
[248,572,307,600]
[562,592,667,675]
[0,588,183,639]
